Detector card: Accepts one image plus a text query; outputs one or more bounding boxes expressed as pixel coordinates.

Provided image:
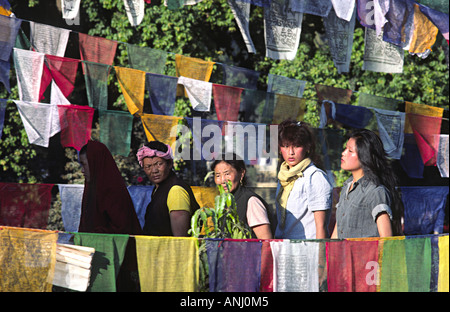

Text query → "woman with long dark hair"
[331,129,404,238]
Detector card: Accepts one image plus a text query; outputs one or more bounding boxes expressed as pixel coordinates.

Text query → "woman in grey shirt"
[331,129,403,239]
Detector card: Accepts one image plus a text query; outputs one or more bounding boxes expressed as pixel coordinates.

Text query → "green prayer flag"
[74,232,129,292]
[405,237,432,292]
[380,238,408,292]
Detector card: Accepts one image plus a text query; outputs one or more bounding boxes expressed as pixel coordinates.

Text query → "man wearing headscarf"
[136,140,199,236]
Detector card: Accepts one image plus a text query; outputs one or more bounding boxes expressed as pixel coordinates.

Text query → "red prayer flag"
[40,55,80,101]
[408,113,442,166]
[78,33,117,65]
[0,183,54,229]
[57,104,95,151]
[326,239,380,292]
[212,84,242,122]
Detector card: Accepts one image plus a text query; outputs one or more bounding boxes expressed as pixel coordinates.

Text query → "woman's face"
[214,161,245,193]
[142,156,172,186]
[341,138,362,172]
[279,144,308,168]
[79,153,90,182]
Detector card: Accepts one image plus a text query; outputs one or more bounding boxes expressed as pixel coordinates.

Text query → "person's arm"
[314,210,327,239]
[247,197,273,239]
[167,186,192,237]
[331,223,338,239]
[170,210,191,237]
[252,224,273,240]
[376,212,392,237]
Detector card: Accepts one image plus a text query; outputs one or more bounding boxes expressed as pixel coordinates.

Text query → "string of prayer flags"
[175,54,215,96]
[0,14,21,92]
[323,5,356,74]
[123,0,145,27]
[0,182,54,229]
[73,233,129,292]
[146,73,178,115]
[290,0,332,17]
[78,33,118,65]
[272,94,306,124]
[14,100,55,147]
[212,83,242,121]
[40,55,80,101]
[58,184,84,233]
[437,135,449,178]
[267,74,306,98]
[0,0,12,16]
[362,28,404,73]
[206,239,262,292]
[400,134,425,179]
[29,21,70,57]
[438,235,449,292]
[82,61,111,111]
[407,113,442,166]
[140,113,182,148]
[135,236,199,292]
[271,240,320,292]
[227,0,256,54]
[13,48,44,102]
[57,104,95,151]
[221,64,259,90]
[373,108,405,160]
[114,66,146,115]
[405,101,444,133]
[0,226,58,292]
[127,185,154,228]
[264,0,303,61]
[99,109,133,157]
[357,92,403,131]
[409,3,439,58]
[331,0,355,22]
[178,76,212,112]
[400,186,449,235]
[326,239,379,292]
[126,43,167,74]
[61,0,81,20]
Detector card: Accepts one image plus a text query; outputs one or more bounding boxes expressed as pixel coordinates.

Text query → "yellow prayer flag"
[409,4,439,55]
[438,235,449,292]
[191,186,218,209]
[0,226,58,292]
[272,94,306,124]
[405,102,444,133]
[135,236,199,292]
[140,114,183,149]
[175,54,215,97]
[114,66,146,115]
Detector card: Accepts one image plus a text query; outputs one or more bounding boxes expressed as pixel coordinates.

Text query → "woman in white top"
[275,120,333,239]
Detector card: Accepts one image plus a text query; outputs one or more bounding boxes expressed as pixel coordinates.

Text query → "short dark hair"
[278,119,319,164]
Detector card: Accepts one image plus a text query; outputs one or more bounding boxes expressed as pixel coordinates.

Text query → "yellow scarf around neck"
[277,157,312,228]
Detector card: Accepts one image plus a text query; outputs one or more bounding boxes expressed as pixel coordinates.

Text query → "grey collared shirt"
[335,176,393,239]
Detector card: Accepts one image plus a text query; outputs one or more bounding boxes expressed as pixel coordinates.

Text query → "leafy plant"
[189,179,251,291]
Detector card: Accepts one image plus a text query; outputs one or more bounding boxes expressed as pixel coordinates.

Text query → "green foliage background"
[1,0,449,190]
